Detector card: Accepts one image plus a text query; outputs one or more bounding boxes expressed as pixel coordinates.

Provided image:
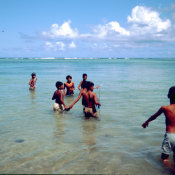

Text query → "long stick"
[98,86,101,115]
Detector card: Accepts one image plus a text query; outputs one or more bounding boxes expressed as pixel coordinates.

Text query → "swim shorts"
[66,91,74,96]
[53,103,64,111]
[84,107,98,118]
[162,132,175,155]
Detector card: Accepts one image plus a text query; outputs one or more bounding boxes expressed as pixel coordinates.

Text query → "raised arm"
[34,78,37,83]
[78,80,83,90]
[142,107,164,128]
[29,79,32,85]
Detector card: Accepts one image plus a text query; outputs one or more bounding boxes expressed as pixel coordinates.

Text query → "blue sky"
[0,0,175,58]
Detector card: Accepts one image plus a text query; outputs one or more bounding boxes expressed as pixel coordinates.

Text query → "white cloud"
[94,21,130,38]
[45,42,54,48]
[45,41,65,51]
[41,5,174,51]
[69,41,76,48]
[109,21,130,36]
[128,6,171,34]
[56,41,65,50]
[42,20,78,39]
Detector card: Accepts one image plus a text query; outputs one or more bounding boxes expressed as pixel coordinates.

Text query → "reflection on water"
[53,112,66,143]
[82,120,96,151]
[64,95,75,106]
[29,89,36,100]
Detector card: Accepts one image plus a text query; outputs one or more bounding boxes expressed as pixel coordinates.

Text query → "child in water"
[29,73,37,90]
[69,80,88,110]
[64,75,75,96]
[142,86,175,167]
[84,81,101,119]
[78,73,87,90]
[52,81,68,111]
[70,81,101,119]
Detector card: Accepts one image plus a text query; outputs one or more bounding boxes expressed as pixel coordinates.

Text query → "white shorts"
[53,103,64,111]
[162,132,175,155]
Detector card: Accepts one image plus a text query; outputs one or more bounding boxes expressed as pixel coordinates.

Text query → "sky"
[0,0,175,58]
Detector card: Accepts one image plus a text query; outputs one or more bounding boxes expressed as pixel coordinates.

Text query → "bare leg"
[161,153,175,171]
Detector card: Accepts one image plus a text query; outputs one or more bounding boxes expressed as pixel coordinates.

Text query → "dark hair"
[83,73,87,78]
[168,86,175,101]
[31,72,36,77]
[87,81,94,90]
[56,81,63,89]
[66,75,72,80]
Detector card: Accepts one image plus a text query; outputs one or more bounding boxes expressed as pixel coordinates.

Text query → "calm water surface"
[0,58,175,174]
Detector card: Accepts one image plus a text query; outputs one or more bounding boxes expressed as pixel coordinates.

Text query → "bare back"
[52,90,62,104]
[84,91,96,108]
[163,104,175,133]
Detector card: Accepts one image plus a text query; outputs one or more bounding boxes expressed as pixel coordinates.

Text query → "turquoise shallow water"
[0,58,175,174]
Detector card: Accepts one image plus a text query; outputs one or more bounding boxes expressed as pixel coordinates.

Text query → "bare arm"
[63,83,66,95]
[78,81,83,90]
[29,79,32,85]
[52,92,56,100]
[34,78,37,83]
[142,107,164,128]
[72,82,75,90]
[94,93,101,106]
[69,91,82,109]
[60,92,67,109]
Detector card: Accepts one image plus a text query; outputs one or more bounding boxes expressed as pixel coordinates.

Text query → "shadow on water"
[15,139,25,143]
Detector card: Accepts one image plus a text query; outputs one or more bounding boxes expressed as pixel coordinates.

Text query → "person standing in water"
[142,86,175,169]
[52,81,68,111]
[64,75,75,96]
[69,81,88,110]
[29,73,37,90]
[78,73,87,90]
[72,81,100,119]
[84,81,101,119]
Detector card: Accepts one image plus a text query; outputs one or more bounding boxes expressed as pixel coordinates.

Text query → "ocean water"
[0,57,175,174]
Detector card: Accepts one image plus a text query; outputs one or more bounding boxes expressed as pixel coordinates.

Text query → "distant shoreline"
[0,57,175,60]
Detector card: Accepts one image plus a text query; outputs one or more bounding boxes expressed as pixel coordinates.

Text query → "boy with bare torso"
[142,86,175,166]
[52,81,68,111]
[83,81,101,119]
[64,75,75,96]
[29,73,37,90]
[69,80,88,110]
[69,81,101,119]
[78,73,87,90]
